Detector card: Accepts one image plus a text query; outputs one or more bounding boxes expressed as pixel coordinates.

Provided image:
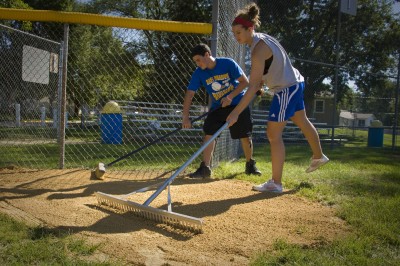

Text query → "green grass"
[0,142,201,169]
[1,137,399,264]
[214,144,400,265]
[0,213,116,265]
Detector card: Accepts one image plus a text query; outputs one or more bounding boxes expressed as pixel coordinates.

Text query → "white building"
[339,110,376,127]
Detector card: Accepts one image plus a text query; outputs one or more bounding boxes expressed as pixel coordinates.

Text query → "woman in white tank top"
[227,3,329,193]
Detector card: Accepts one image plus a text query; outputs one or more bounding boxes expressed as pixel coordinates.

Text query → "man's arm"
[230,74,249,98]
[182,90,196,128]
[221,74,249,107]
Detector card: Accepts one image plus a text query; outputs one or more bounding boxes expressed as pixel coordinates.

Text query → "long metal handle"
[107,110,212,167]
[143,122,229,206]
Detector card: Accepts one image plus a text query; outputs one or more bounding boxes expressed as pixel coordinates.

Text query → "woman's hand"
[226,111,239,127]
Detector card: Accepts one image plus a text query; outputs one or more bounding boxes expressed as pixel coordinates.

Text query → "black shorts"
[203,106,252,139]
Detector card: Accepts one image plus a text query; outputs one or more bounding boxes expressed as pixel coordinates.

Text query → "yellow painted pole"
[0,8,212,34]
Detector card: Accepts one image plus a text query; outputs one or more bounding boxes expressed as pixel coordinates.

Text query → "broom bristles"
[95,192,203,233]
[92,163,106,180]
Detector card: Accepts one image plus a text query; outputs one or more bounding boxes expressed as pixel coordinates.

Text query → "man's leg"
[240,137,262,175]
[189,135,214,178]
[202,135,215,167]
[240,137,252,161]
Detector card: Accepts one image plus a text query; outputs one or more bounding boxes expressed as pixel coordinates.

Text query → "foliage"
[86,0,212,104]
[68,24,144,113]
[0,0,30,9]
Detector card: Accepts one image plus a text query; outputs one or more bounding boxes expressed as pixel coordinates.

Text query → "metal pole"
[392,51,400,150]
[15,103,20,127]
[209,0,219,110]
[331,1,342,149]
[210,0,219,57]
[59,24,69,169]
[144,123,229,206]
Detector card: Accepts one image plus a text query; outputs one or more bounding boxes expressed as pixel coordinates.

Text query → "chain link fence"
[0,0,399,176]
[0,24,61,168]
[0,0,254,177]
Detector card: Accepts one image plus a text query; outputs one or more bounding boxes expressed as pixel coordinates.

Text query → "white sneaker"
[252,179,283,193]
[306,154,329,173]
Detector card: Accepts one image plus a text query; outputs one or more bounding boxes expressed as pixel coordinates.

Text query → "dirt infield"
[0,166,350,265]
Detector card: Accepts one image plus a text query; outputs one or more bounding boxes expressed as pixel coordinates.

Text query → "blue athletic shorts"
[268,82,305,122]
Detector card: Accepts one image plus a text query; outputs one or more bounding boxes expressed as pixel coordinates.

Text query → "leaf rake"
[94,122,229,233]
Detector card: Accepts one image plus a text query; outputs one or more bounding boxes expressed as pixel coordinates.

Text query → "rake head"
[95,191,203,233]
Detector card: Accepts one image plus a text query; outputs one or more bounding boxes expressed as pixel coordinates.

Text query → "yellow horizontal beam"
[0,8,212,34]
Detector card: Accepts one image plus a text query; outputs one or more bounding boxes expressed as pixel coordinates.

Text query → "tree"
[87,0,212,104]
[67,24,144,115]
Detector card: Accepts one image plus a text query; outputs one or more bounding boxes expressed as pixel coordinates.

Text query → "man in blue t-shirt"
[182,43,261,178]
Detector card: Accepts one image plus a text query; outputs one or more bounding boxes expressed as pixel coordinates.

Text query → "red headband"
[233,17,254,28]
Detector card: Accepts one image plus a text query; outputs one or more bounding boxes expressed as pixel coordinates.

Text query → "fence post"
[393,51,400,150]
[53,107,58,128]
[40,106,46,127]
[15,103,20,127]
[58,23,69,169]
[210,0,219,58]
[330,1,342,149]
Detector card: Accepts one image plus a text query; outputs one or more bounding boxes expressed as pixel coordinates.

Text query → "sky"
[394,2,400,14]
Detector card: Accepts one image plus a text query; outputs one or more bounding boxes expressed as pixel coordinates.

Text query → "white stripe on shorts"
[276,84,299,122]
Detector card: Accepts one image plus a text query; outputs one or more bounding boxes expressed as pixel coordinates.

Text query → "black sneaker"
[245,159,262,175]
[189,162,212,178]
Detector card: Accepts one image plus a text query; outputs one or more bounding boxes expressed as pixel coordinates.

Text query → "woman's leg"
[266,120,287,184]
[290,109,323,159]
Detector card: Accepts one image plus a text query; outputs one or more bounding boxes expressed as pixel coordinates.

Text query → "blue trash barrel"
[101,101,123,144]
[367,127,384,147]
[101,113,123,144]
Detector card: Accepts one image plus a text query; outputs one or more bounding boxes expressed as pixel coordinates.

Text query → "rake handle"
[106,109,212,167]
[143,122,229,206]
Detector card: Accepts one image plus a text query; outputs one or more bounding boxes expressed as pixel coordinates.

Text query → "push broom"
[95,122,229,232]
[92,109,212,180]
[93,90,263,179]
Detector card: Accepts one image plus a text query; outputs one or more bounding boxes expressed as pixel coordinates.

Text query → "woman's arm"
[227,41,272,126]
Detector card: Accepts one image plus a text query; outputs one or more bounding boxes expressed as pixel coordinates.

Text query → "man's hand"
[182,117,192,129]
[221,95,232,108]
